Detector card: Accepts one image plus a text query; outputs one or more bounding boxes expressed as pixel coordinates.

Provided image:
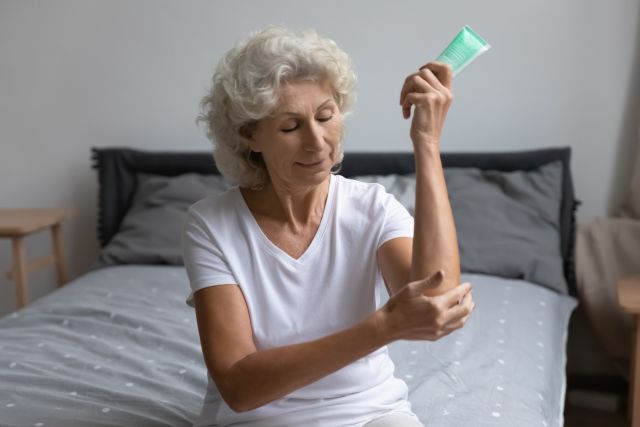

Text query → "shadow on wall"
[607,5,640,216]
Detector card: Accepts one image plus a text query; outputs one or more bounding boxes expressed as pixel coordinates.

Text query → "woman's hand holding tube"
[399,61,453,148]
[380,270,475,341]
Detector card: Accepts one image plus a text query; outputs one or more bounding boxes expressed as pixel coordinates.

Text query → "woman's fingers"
[443,293,474,324]
[417,68,449,94]
[436,282,474,332]
[399,68,453,120]
[399,72,435,104]
[399,62,452,104]
[438,295,475,336]
[409,269,445,295]
[385,276,475,341]
[438,282,472,308]
[398,60,455,145]
[399,74,435,118]
[402,93,428,119]
[420,61,453,89]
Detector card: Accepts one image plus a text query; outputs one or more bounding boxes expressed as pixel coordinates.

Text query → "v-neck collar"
[236,174,336,265]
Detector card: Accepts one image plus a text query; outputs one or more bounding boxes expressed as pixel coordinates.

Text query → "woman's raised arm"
[399,61,461,294]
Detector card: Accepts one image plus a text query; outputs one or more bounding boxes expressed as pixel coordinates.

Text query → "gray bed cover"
[0,265,576,427]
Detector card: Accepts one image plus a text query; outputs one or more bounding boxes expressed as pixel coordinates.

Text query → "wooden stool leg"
[633,315,640,427]
[51,224,68,286]
[11,236,28,308]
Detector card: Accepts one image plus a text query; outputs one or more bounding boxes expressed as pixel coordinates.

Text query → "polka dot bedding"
[0,266,205,427]
[0,266,576,427]
[387,273,577,427]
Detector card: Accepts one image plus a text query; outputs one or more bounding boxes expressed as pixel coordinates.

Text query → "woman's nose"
[303,120,324,151]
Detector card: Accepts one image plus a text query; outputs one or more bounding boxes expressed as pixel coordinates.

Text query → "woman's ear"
[239,123,261,152]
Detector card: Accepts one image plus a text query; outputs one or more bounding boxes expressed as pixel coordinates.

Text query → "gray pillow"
[354,161,567,294]
[99,173,232,266]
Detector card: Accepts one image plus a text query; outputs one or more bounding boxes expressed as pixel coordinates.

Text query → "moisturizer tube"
[436,26,490,76]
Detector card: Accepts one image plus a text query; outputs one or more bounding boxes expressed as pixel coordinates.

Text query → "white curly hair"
[197,25,357,189]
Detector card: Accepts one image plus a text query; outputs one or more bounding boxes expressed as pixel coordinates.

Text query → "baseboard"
[567,373,628,394]
[567,388,623,412]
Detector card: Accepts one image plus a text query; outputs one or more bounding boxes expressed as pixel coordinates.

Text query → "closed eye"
[280,116,333,133]
[281,124,299,133]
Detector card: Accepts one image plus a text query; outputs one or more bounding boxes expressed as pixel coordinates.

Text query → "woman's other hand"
[380,270,474,341]
[399,61,453,147]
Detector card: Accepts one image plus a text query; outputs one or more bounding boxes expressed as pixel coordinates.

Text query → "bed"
[0,146,579,427]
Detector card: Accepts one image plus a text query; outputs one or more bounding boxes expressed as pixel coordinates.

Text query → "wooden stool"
[0,208,75,308]
[618,276,640,427]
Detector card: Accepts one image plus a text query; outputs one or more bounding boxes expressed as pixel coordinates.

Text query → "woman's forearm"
[219,310,390,412]
[411,144,460,293]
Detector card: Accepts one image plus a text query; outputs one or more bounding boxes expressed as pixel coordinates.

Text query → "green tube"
[436,26,490,76]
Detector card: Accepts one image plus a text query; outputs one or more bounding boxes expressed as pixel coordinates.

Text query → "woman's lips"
[296,159,324,167]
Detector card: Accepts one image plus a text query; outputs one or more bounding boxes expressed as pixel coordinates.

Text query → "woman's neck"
[240,176,331,230]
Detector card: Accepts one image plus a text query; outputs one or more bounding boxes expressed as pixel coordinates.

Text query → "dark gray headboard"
[91,146,579,296]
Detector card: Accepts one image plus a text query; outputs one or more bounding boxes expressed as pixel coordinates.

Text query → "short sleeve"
[377,190,414,250]
[182,208,237,307]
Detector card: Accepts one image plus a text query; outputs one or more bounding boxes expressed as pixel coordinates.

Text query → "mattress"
[0,265,576,427]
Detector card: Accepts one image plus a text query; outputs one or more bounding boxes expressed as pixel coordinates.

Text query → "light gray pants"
[363,412,425,427]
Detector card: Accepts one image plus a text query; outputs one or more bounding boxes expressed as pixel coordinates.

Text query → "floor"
[563,373,630,426]
[564,403,629,427]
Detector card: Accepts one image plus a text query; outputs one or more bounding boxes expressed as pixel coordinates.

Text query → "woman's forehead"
[275,81,336,114]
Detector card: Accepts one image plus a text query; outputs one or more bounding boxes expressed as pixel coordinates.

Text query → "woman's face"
[247,80,343,190]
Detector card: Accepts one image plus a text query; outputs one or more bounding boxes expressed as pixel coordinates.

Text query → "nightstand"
[618,276,640,427]
[0,208,75,308]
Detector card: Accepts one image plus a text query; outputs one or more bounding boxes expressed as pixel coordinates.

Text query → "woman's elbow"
[224,396,253,413]
[217,376,264,413]
[218,384,250,412]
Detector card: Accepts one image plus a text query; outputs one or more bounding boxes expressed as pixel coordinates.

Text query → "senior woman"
[182,26,475,427]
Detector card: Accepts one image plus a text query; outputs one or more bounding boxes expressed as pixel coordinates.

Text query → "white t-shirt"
[182,174,416,427]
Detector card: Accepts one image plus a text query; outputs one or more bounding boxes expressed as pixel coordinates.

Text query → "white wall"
[0,0,638,316]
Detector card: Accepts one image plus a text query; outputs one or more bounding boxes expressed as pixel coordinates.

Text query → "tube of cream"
[436,26,490,76]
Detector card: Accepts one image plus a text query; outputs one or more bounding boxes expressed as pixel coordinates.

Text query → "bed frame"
[91,146,579,296]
